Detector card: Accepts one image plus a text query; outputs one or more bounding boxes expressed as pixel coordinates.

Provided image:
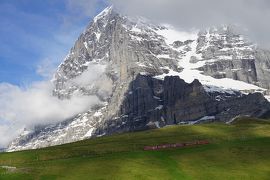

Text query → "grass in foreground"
[0,118,270,179]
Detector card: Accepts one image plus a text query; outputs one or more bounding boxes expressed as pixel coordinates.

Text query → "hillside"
[1,118,270,179]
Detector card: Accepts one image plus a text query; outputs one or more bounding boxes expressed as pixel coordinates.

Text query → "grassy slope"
[0,119,270,179]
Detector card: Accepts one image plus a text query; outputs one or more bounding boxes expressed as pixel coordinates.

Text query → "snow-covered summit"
[94,6,113,23]
[7,6,270,152]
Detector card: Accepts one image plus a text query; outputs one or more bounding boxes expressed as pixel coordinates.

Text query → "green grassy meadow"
[0,118,270,179]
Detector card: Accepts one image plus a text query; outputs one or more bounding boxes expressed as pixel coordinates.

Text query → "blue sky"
[1,0,270,148]
[0,0,107,86]
[2,0,269,87]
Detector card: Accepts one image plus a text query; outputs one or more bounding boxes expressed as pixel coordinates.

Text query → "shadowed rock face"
[93,74,270,135]
[7,7,270,151]
[198,59,258,83]
[8,74,270,151]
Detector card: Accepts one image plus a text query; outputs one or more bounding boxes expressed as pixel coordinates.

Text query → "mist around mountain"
[1,6,270,151]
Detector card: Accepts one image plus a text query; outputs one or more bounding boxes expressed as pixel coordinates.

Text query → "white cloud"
[36,58,57,79]
[0,1,110,148]
[110,0,270,48]
[0,80,101,148]
[0,125,18,148]
[0,0,108,148]
[71,63,107,86]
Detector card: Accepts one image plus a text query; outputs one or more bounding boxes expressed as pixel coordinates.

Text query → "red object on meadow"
[143,140,209,151]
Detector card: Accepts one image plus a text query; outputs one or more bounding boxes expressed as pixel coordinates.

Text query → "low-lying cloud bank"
[0,81,100,148]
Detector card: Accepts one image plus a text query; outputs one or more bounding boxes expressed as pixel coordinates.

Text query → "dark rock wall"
[96,75,270,135]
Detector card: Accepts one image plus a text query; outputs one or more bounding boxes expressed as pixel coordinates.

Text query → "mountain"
[7,6,270,151]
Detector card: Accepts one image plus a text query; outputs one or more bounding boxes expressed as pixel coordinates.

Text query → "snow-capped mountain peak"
[94,6,113,23]
[7,6,270,152]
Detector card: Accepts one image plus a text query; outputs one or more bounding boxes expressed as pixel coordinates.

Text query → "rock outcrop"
[7,7,270,151]
[94,74,270,136]
[196,26,270,89]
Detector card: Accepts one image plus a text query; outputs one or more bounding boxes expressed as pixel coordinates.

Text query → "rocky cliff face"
[94,74,270,136]
[195,26,270,89]
[7,7,270,151]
